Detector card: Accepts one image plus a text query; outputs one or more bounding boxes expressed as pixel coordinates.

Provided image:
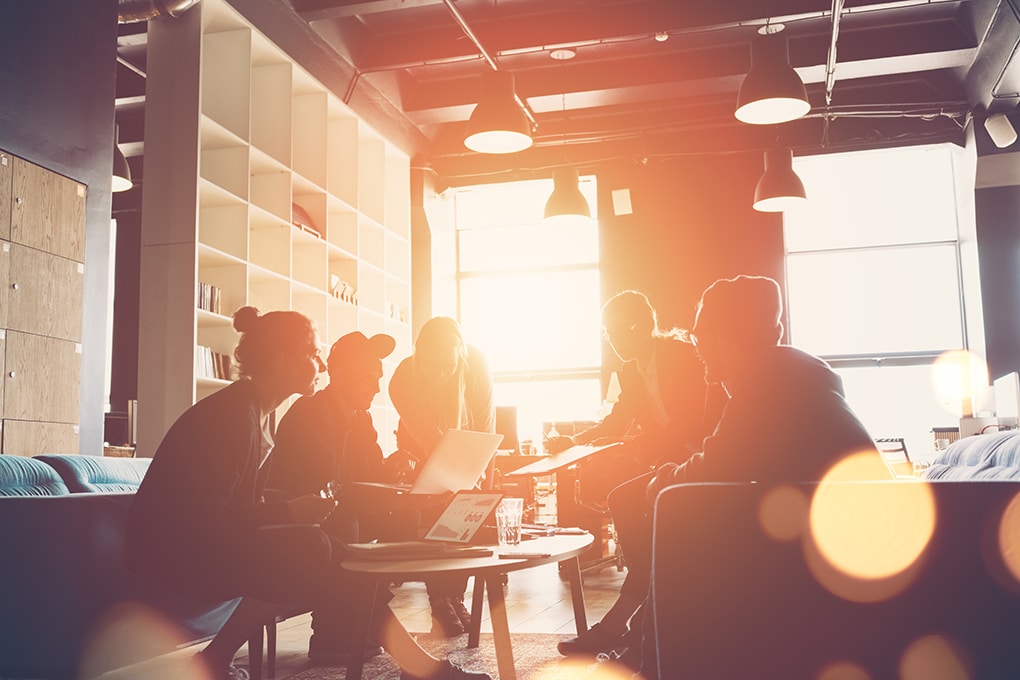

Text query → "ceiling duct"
[118,0,200,24]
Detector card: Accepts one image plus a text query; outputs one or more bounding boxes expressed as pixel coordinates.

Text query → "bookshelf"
[138,0,411,457]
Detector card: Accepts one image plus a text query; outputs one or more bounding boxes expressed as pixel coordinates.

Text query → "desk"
[342,533,594,680]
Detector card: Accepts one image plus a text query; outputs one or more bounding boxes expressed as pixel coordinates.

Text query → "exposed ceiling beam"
[293,0,445,22]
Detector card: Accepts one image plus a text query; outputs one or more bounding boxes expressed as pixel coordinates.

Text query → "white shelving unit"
[138,0,411,457]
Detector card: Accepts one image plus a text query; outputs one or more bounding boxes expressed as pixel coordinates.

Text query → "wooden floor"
[100,558,627,680]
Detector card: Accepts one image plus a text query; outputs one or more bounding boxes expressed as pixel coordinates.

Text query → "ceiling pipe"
[824,0,846,106]
[118,0,201,24]
[440,0,539,132]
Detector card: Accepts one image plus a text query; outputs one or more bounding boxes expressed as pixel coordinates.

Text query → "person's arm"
[466,346,496,434]
[549,367,637,453]
[388,357,443,454]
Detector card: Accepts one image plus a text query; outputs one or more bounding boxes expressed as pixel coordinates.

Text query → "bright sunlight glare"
[806,452,935,602]
[931,350,989,417]
[531,656,634,679]
[816,661,872,680]
[997,491,1020,586]
[80,601,190,678]
[758,485,810,543]
[899,635,972,680]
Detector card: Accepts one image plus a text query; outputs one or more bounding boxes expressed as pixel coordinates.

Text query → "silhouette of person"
[128,307,491,680]
[554,290,723,658]
[388,316,495,638]
[628,276,885,679]
[268,330,409,665]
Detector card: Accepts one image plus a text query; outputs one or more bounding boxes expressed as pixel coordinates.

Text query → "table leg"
[561,556,588,634]
[484,573,516,680]
[468,575,485,648]
[345,581,378,680]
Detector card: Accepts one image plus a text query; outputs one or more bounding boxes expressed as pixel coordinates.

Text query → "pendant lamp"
[112,124,133,192]
[544,167,591,223]
[753,147,806,213]
[464,70,533,154]
[735,29,810,125]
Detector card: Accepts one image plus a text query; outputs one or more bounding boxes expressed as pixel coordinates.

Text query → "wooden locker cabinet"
[0,152,85,456]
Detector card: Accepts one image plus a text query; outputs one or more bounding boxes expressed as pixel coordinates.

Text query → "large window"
[434,176,602,445]
[784,143,984,460]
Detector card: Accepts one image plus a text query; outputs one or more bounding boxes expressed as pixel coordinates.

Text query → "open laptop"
[357,428,504,495]
[345,490,503,559]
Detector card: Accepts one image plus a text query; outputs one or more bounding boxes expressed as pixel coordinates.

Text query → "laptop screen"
[409,429,504,494]
[422,491,503,544]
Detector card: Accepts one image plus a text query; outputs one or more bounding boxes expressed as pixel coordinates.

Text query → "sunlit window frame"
[442,177,604,396]
[784,238,969,369]
[783,143,979,371]
[782,142,985,457]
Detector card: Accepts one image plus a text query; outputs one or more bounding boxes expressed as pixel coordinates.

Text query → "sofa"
[923,430,1020,480]
[651,479,1020,679]
[0,454,242,679]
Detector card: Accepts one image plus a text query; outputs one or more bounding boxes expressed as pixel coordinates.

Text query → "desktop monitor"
[495,405,520,453]
[994,371,1020,430]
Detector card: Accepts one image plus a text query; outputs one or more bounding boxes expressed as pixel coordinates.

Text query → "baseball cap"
[327,331,396,369]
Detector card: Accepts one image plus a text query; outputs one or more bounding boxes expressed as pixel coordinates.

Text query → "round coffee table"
[341,532,594,680]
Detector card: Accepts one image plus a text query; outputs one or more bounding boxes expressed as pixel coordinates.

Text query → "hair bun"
[232,306,261,333]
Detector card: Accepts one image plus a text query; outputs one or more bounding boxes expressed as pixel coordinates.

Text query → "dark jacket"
[668,345,882,484]
[268,386,386,497]
[127,379,292,598]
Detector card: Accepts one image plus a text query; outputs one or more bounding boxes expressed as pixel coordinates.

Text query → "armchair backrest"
[652,481,1020,679]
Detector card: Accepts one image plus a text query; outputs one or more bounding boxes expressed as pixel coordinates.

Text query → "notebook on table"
[356,428,504,495]
[345,490,503,559]
[501,441,625,477]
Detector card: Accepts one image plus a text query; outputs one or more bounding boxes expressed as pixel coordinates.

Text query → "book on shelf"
[196,345,233,381]
[197,281,221,314]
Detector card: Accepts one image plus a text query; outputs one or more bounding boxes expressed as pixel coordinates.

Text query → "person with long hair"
[549,290,724,659]
[388,315,495,638]
[127,307,490,680]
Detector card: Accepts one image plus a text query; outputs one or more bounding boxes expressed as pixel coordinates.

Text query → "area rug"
[283,633,626,680]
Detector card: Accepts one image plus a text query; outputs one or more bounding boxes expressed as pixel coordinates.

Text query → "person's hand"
[545,435,575,454]
[645,462,681,507]
[385,449,419,482]
[287,493,337,524]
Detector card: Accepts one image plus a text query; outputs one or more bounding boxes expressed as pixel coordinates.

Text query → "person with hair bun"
[128,307,491,680]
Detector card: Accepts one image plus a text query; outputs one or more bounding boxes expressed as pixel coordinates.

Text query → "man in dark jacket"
[623,275,886,679]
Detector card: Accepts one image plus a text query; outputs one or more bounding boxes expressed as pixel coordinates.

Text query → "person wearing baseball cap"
[268,330,403,665]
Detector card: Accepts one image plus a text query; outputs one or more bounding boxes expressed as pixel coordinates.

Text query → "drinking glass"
[496,497,524,547]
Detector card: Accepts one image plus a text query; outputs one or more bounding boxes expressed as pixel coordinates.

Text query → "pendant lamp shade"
[464,70,533,154]
[544,167,591,223]
[735,31,810,125]
[112,124,132,192]
[753,147,807,212]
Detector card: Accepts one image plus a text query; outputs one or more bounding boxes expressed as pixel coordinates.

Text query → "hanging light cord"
[824,0,845,108]
[441,0,539,131]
